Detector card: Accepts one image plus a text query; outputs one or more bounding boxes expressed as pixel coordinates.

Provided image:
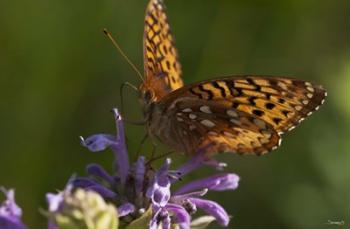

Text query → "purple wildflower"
[148,158,238,228]
[0,188,26,229]
[72,108,239,228]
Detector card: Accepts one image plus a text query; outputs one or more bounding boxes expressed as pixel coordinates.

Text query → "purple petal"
[46,184,73,213]
[80,134,115,152]
[189,198,229,227]
[174,154,227,184]
[150,207,175,229]
[171,189,208,204]
[47,220,57,229]
[146,159,171,207]
[174,173,239,195]
[85,186,117,199]
[162,213,171,229]
[46,193,64,212]
[157,158,171,185]
[0,217,26,229]
[134,156,146,194]
[71,177,99,188]
[150,207,161,229]
[0,188,26,229]
[165,203,190,229]
[72,178,117,199]
[86,164,114,185]
[111,108,130,185]
[174,154,205,180]
[0,188,22,218]
[117,203,135,217]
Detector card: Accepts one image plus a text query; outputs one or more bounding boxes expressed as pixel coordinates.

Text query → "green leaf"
[125,207,153,229]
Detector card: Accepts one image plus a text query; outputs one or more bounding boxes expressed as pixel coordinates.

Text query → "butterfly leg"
[149,143,157,161]
[146,151,174,165]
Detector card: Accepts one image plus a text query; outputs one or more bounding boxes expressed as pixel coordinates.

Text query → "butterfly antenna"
[103,28,144,82]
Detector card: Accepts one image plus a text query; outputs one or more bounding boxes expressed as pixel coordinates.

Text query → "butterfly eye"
[143,90,154,101]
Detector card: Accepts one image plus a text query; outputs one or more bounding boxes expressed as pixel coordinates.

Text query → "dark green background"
[0,0,349,228]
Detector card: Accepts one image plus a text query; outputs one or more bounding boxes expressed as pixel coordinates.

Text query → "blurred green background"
[0,0,349,228]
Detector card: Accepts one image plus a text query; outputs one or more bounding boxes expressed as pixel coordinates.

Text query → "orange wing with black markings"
[143,0,183,101]
[157,76,326,155]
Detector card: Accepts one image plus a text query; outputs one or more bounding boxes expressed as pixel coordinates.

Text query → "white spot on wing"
[177,117,184,122]
[201,119,216,128]
[189,114,197,119]
[288,126,296,131]
[227,109,238,118]
[306,86,315,92]
[295,105,303,111]
[200,106,212,114]
[278,138,282,146]
[182,108,192,113]
[230,119,241,125]
[278,82,288,90]
[305,82,312,87]
[307,93,313,98]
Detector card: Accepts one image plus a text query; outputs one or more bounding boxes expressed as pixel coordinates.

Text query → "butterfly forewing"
[143,0,183,101]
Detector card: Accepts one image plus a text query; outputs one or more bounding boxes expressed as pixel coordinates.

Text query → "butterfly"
[138,0,326,157]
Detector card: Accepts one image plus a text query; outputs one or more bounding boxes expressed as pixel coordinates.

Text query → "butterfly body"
[138,0,326,156]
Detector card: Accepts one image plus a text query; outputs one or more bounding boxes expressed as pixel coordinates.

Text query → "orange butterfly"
[136,0,326,157]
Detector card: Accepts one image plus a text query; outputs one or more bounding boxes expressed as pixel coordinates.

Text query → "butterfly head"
[139,84,157,117]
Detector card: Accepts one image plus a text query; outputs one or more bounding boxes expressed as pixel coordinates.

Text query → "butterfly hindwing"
[158,76,326,155]
[143,0,183,101]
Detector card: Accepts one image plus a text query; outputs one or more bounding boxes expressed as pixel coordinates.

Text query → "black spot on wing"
[273,117,282,125]
[198,84,214,100]
[211,81,227,98]
[253,109,264,117]
[189,88,203,99]
[265,102,275,110]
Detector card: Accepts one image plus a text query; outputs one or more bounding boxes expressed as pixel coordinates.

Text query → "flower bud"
[50,189,118,229]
